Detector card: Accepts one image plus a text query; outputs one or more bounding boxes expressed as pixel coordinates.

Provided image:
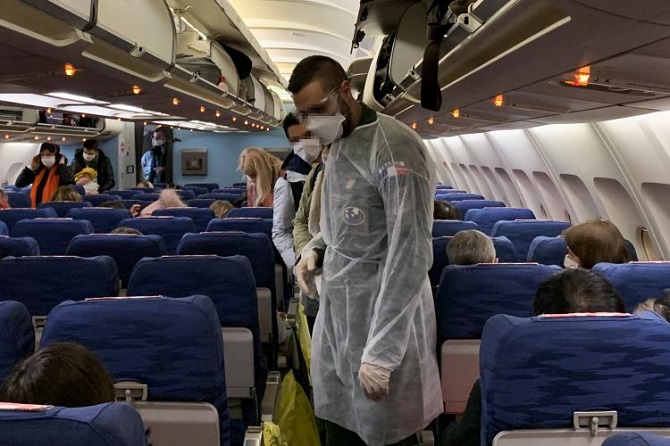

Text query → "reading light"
[132,85,141,95]
[200,106,205,113]
[452,109,460,118]
[575,66,590,86]
[493,95,504,107]
[64,63,76,76]
[410,122,417,130]
[172,98,180,106]
[232,116,237,122]
[427,117,435,125]
[3,134,9,140]
[244,120,248,125]
[215,111,221,118]
[33,136,38,140]
[61,137,66,141]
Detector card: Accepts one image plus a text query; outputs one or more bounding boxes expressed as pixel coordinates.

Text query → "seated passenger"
[434,200,460,220]
[440,269,626,446]
[446,229,497,265]
[635,291,670,322]
[209,200,233,219]
[0,342,115,407]
[0,190,10,209]
[50,185,83,202]
[136,180,153,189]
[563,219,628,269]
[139,189,186,217]
[74,167,100,195]
[15,143,74,207]
[111,227,143,235]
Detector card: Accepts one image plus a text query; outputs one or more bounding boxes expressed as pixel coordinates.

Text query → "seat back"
[6,192,31,208]
[206,218,273,239]
[481,313,670,446]
[432,220,479,237]
[185,182,220,192]
[0,221,6,236]
[108,190,142,199]
[153,207,215,232]
[82,194,123,207]
[13,218,94,255]
[593,262,670,310]
[175,189,196,201]
[491,236,519,263]
[186,198,217,208]
[183,186,210,196]
[0,301,34,383]
[0,402,146,446]
[451,200,506,217]
[127,255,263,392]
[436,193,485,201]
[526,236,567,266]
[464,208,536,235]
[65,234,166,288]
[41,295,229,446]
[115,199,142,209]
[436,263,561,344]
[0,208,57,234]
[37,201,92,217]
[0,256,119,316]
[227,208,273,219]
[491,220,571,261]
[66,207,132,233]
[118,217,196,254]
[0,236,40,258]
[200,193,242,202]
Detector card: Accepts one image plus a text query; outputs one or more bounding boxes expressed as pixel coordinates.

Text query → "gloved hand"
[296,249,319,299]
[358,362,391,401]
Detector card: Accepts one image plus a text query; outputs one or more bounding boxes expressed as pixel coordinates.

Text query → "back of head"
[533,269,626,315]
[136,180,153,188]
[111,226,143,235]
[99,201,125,210]
[434,200,460,220]
[51,185,82,202]
[287,55,347,93]
[564,219,628,269]
[209,200,233,219]
[635,291,670,322]
[447,230,496,265]
[158,188,186,208]
[0,342,115,407]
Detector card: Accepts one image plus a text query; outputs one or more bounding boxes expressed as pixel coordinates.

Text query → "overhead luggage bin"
[20,0,93,30]
[90,0,175,69]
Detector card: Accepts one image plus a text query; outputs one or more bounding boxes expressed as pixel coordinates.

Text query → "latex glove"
[296,249,319,299]
[358,362,391,401]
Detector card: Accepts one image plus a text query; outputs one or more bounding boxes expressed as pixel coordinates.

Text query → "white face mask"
[307,114,345,145]
[293,138,321,164]
[83,153,97,162]
[564,254,580,269]
[152,137,165,147]
[41,156,55,168]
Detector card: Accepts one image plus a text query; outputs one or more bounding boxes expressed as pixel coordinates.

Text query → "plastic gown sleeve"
[272,177,297,271]
[360,143,434,371]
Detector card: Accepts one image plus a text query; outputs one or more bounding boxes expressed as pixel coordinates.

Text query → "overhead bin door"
[20,0,92,29]
[91,0,174,68]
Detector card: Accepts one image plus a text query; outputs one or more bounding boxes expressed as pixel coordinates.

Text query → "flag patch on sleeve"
[379,161,409,178]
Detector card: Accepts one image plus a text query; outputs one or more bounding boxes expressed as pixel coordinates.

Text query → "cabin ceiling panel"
[532,106,650,124]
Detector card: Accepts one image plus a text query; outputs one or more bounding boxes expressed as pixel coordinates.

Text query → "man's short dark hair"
[83,139,99,150]
[287,55,347,94]
[533,269,626,315]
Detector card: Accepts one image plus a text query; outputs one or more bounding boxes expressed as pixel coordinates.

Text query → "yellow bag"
[262,421,287,446]
[298,304,312,376]
[275,371,321,446]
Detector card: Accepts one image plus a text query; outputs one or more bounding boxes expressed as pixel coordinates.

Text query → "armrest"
[243,426,262,446]
[257,287,273,343]
[261,371,281,422]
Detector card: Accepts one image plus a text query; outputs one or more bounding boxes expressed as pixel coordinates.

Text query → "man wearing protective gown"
[291,56,442,446]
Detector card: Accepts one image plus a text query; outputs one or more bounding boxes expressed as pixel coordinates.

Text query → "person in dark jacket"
[15,142,73,207]
[71,139,115,192]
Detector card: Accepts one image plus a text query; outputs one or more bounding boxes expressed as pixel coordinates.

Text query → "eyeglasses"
[293,86,339,123]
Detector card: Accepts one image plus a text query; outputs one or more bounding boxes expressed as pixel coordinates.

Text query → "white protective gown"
[307,110,442,445]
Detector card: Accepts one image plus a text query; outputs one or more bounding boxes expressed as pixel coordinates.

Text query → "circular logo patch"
[343,206,366,226]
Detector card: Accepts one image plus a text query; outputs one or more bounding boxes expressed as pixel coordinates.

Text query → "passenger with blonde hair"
[238,147,282,207]
[139,188,186,217]
[50,185,82,202]
[209,200,233,219]
[563,219,628,269]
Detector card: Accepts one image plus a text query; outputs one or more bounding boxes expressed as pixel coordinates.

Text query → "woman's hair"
[533,269,626,315]
[209,200,233,219]
[563,219,628,269]
[238,147,282,206]
[50,185,82,202]
[111,226,143,235]
[635,292,670,322]
[136,180,153,188]
[0,342,115,407]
